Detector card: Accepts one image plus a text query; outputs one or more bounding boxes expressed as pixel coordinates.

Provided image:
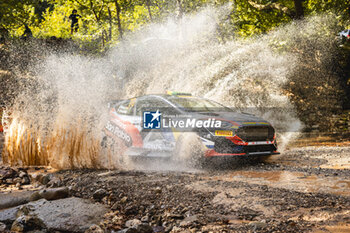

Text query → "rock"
[125,205,138,215]
[19,197,108,232]
[29,173,53,185]
[0,167,16,180]
[171,226,182,232]
[249,221,267,230]
[0,191,34,209]
[29,192,42,202]
[16,205,34,217]
[5,178,13,184]
[121,219,153,233]
[117,223,153,233]
[111,202,119,210]
[108,193,117,203]
[153,225,165,233]
[11,215,45,232]
[125,219,141,228]
[165,213,183,219]
[41,174,51,185]
[25,215,46,230]
[30,173,43,182]
[135,223,153,233]
[117,228,139,233]
[164,225,173,233]
[93,189,107,200]
[21,176,30,185]
[0,206,20,223]
[46,176,62,188]
[0,221,6,232]
[120,196,128,203]
[14,177,22,184]
[179,215,198,227]
[19,171,27,178]
[11,216,25,232]
[112,215,123,225]
[154,187,162,194]
[141,215,149,222]
[38,187,69,201]
[85,224,104,233]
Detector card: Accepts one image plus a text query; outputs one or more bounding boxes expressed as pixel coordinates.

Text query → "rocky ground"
[1,144,350,232]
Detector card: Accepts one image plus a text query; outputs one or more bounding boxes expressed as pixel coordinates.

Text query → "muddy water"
[206,170,350,196]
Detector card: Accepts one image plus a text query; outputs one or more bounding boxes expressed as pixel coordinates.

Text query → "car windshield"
[168,97,233,112]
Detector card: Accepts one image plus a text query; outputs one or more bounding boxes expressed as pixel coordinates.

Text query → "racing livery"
[103,92,279,159]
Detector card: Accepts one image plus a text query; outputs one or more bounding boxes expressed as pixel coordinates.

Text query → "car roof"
[125,94,197,100]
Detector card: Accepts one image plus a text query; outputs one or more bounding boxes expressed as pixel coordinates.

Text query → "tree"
[145,0,153,21]
[293,0,304,19]
[246,0,304,19]
[114,0,123,39]
[1,0,349,49]
[233,0,349,37]
[0,0,40,37]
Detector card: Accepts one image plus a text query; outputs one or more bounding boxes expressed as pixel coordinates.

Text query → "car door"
[106,98,143,147]
[135,96,176,152]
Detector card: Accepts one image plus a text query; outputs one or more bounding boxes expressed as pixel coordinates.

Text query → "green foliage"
[0,0,349,49]
[33,4,71,38]
[233,0,350,37]
[232,0,291,37]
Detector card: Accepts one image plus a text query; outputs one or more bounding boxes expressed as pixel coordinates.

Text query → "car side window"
[136,97,179,116]
[116,99,135,115]
[136,98,153,116]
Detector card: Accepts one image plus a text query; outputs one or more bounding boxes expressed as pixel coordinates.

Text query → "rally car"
[102,92,279,163]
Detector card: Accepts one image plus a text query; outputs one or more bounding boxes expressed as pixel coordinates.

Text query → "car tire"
[172,132,206,167]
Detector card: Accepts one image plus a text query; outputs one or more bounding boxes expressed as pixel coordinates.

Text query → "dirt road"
[57,146,350,232]
[1,144,350,232]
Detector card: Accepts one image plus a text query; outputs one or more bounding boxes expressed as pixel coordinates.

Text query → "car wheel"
[173,132,206,167]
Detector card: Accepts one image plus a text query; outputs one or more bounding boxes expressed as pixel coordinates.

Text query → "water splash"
[112,6,304,151]
[3,6,341,168]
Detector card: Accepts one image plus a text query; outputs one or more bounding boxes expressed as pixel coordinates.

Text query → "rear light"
[347,34,350,38]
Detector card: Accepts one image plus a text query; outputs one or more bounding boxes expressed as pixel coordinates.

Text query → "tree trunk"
[102,30,105,47]
[145,0,153,22]
[293,0,304,19]
[114,0,123,39]
[176,0,183,20]
[107,7,113,41]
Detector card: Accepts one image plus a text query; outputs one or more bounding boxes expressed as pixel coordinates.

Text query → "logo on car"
[143,110,161,129]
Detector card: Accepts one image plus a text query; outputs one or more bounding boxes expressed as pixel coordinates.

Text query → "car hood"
[191,111,271,127]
